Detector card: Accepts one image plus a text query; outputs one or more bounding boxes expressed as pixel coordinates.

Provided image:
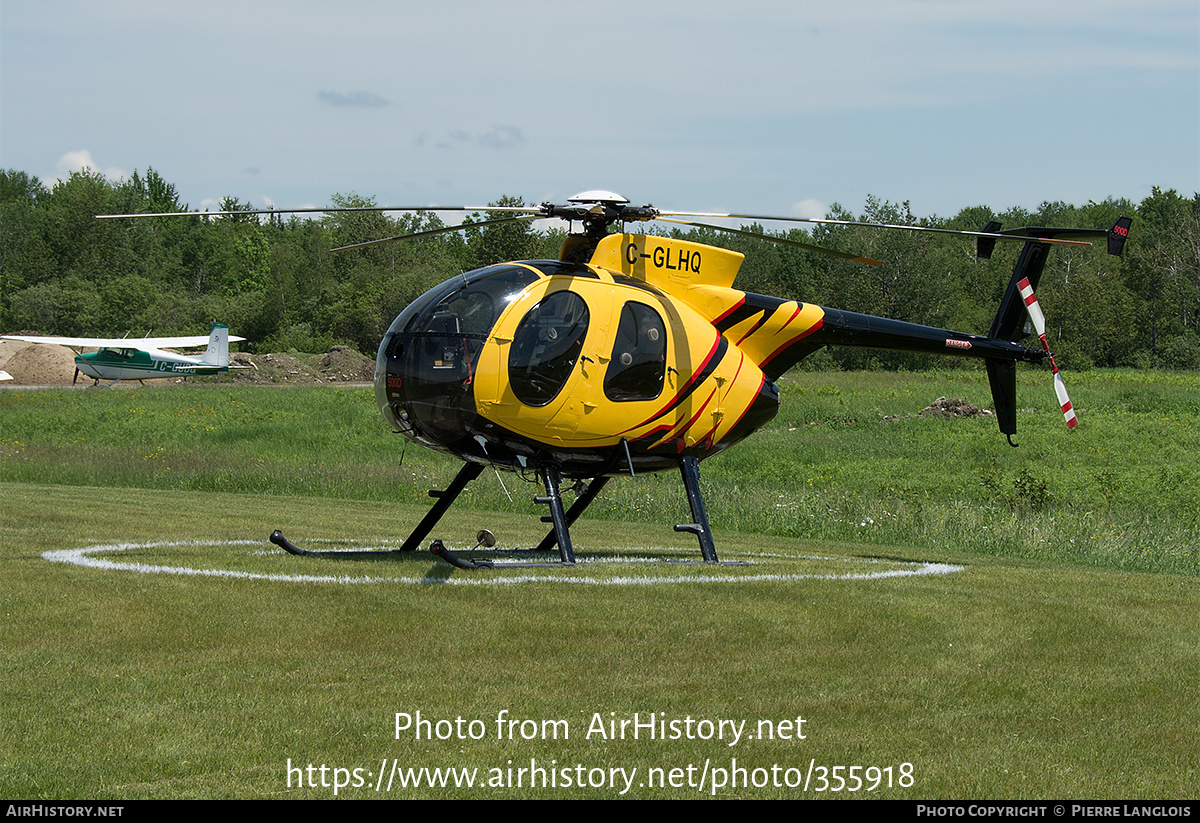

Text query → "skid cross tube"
[398,462,484,552]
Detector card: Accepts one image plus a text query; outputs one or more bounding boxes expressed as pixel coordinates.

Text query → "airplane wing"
[2,334,246,348]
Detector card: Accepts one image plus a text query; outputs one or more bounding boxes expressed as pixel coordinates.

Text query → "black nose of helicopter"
[374,263,543,455]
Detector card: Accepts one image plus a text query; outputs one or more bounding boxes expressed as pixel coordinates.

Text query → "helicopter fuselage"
[374,240,791,477]
[375,231,1051,484]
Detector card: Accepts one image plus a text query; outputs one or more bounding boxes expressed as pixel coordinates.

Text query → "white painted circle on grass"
[43,539,964,586]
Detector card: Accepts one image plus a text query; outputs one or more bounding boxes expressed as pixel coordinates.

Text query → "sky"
[1,0,1197,223]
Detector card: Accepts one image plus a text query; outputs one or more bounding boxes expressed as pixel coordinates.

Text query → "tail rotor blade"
[1017,277,1047,337]
[1018,277,1077,429]
[1054,371,1078,429]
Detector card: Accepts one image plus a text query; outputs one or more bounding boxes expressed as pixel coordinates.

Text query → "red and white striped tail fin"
[1017,277,1077,429]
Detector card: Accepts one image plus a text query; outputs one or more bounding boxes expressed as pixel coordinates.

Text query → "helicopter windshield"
[404,266,538,337]
[377,264,542,444]
[380,265,538,379]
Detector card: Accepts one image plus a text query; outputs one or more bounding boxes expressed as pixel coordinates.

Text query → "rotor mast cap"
[568,190,629,205]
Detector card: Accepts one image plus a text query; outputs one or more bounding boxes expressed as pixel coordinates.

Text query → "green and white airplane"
[2,323,244,386]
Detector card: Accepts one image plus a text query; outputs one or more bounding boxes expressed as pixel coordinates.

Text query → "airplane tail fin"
[200,323,231,367]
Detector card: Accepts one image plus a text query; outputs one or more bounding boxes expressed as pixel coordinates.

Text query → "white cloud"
[478,125,523,150]
[51,150,127,187]
[427,126,525,151]
[791,199,828,220]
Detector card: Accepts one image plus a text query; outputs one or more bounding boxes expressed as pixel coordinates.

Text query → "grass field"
[1,370,1196,798]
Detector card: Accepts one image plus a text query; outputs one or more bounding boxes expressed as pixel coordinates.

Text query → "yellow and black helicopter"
[101,192,1131,567]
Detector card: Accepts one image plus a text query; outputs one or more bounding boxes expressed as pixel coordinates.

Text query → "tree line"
[2,167,1197,370]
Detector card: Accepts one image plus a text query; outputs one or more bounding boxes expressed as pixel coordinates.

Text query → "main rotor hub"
[547,191,658,235]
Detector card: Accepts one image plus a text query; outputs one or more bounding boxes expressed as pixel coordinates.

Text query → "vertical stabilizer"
[201,323,230,367]
[985,358,1018,438]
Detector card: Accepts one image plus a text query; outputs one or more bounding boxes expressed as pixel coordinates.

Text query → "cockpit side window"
[604,301,666,402]
[508,291,590,407]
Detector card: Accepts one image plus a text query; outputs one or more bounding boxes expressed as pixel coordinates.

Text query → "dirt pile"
[880,396,994,424]
[0,339,83,385]
[919,396,993,419]
[228,346,375,384]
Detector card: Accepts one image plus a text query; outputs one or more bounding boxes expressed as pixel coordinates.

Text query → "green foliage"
[461,195,541,269]
[1125,188,1200,359]
[1,371,1195,576]
[981,467,1053,513]
[2,168,1197,369]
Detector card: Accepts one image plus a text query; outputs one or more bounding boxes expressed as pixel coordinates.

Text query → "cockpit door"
[474,278,614,443]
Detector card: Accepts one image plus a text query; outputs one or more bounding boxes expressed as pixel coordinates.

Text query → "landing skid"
[268,530,406,558]
[431,540,749,569]
[271,456,724,568]
[675,455,719,563]
[269,529,312,555]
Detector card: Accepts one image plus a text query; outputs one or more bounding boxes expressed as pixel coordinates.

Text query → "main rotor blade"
[95,205,544,220]
[658,211,1094,248]
[654,217,885,266]
[330,214,541,253]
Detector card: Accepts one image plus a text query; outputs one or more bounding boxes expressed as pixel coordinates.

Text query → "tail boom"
[807,308,1044,366]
